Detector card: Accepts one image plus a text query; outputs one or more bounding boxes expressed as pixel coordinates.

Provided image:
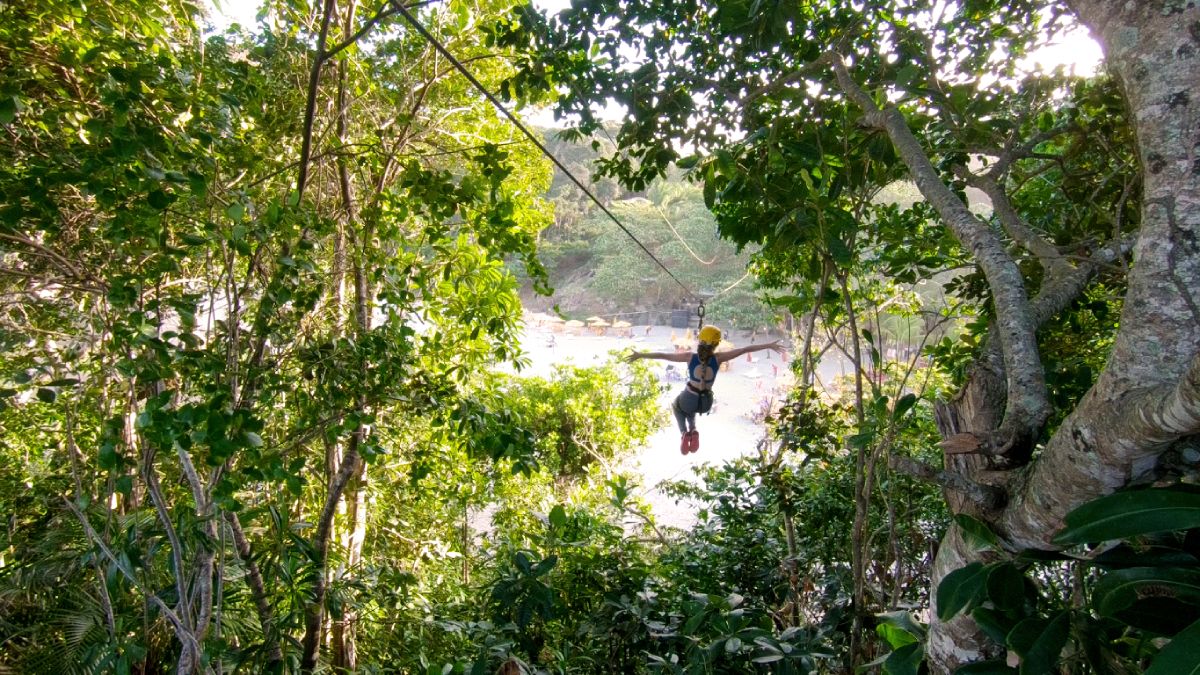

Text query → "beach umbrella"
[587,317,610,327]
[544,315,564,323]
[612,320,632,328]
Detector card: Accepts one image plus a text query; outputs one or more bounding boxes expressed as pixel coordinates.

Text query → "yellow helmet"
[698,325,722,346]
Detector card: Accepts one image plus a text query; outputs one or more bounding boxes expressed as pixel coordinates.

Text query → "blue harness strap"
[687,353,719,390]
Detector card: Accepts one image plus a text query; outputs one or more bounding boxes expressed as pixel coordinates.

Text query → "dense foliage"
[3,0,1199,674]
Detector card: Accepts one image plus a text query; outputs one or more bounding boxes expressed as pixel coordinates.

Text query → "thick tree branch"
[295,0,338,200]
[890,455,1006,512]
[828,52,1050,447]
[962,169,1073,278]
[142,447,193,632]
[225,512,284,667]
[986,123,1074,178]
[1031,233,1135,325]
[299,437,362,672]
[1118,352,1200,448]
[1001,352,1200,551]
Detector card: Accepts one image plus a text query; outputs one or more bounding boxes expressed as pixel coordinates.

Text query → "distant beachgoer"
[625,326,785,454]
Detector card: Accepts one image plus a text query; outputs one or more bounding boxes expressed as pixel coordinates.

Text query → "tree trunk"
[926,3,1200,670]
[332,459,367,672]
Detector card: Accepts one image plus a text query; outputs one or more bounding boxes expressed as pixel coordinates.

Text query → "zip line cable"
[392,1,699,302]
[653,202,718,265]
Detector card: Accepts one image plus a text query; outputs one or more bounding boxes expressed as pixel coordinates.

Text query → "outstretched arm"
[625,350,691,363]
[715,340,786,364]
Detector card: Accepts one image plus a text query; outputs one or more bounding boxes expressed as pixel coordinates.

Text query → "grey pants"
[672,389,701,433]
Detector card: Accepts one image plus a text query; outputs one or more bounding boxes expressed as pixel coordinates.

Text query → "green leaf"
[1054,487,1200,545]
[883,642,923,675]
[972,607,1017,646]
[892,393,918,420]
[549,504,567,528]
[828,236,853,266]
[36,387,57,403]
[937,562,989,621]
[226,202,245,221]
[848,431,876,450]
[0,96,16,124]
[532,554,557,577]
[896,65,921,89]
[1146,617,1200,675]
[1091,567,1200,635]
[877,622,919,649]
[115,475,133,495]
[955,513,1000,550]
[243,431,264,448]
[876,610,927,643]
[514,551,532,576]
[148,189,174,210]
[1006,611,1069,675]
[986,563,1026,612]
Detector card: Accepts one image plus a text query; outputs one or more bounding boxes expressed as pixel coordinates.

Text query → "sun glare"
[1022,25,1104,77]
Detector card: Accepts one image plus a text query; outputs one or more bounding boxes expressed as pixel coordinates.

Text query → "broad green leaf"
[985,563,1026,612]
[877,622,918,649]
[876,610,927,642]
[36,387,56,403]
[892,393,918,420]
[1054,487,1200,545]
[972,607,1017,646]
[848,431,876,449]
[955,513,999,551]
[115,475,133,495]
[883,642,923,675]
[1091,567,1200,635]
[532,554,557,577]
[0,96,15,124]
[1146,618,1200,675]
[548,504,567,528]
[896,65,921,88]
[1006,611,1069,675]
[937,562,989,621]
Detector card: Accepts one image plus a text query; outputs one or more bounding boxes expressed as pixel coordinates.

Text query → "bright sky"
[202,0,1103,123]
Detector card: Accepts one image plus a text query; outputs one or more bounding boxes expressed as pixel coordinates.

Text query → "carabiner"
[696,302,706,320]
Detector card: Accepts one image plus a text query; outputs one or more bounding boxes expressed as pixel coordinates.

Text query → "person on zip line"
[625,325,786,454]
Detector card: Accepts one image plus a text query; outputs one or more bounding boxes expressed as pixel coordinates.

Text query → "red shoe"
[687,430,700,453]
[680,434,690,455]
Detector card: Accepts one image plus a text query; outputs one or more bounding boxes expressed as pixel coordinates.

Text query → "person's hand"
[623,351,642,363]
